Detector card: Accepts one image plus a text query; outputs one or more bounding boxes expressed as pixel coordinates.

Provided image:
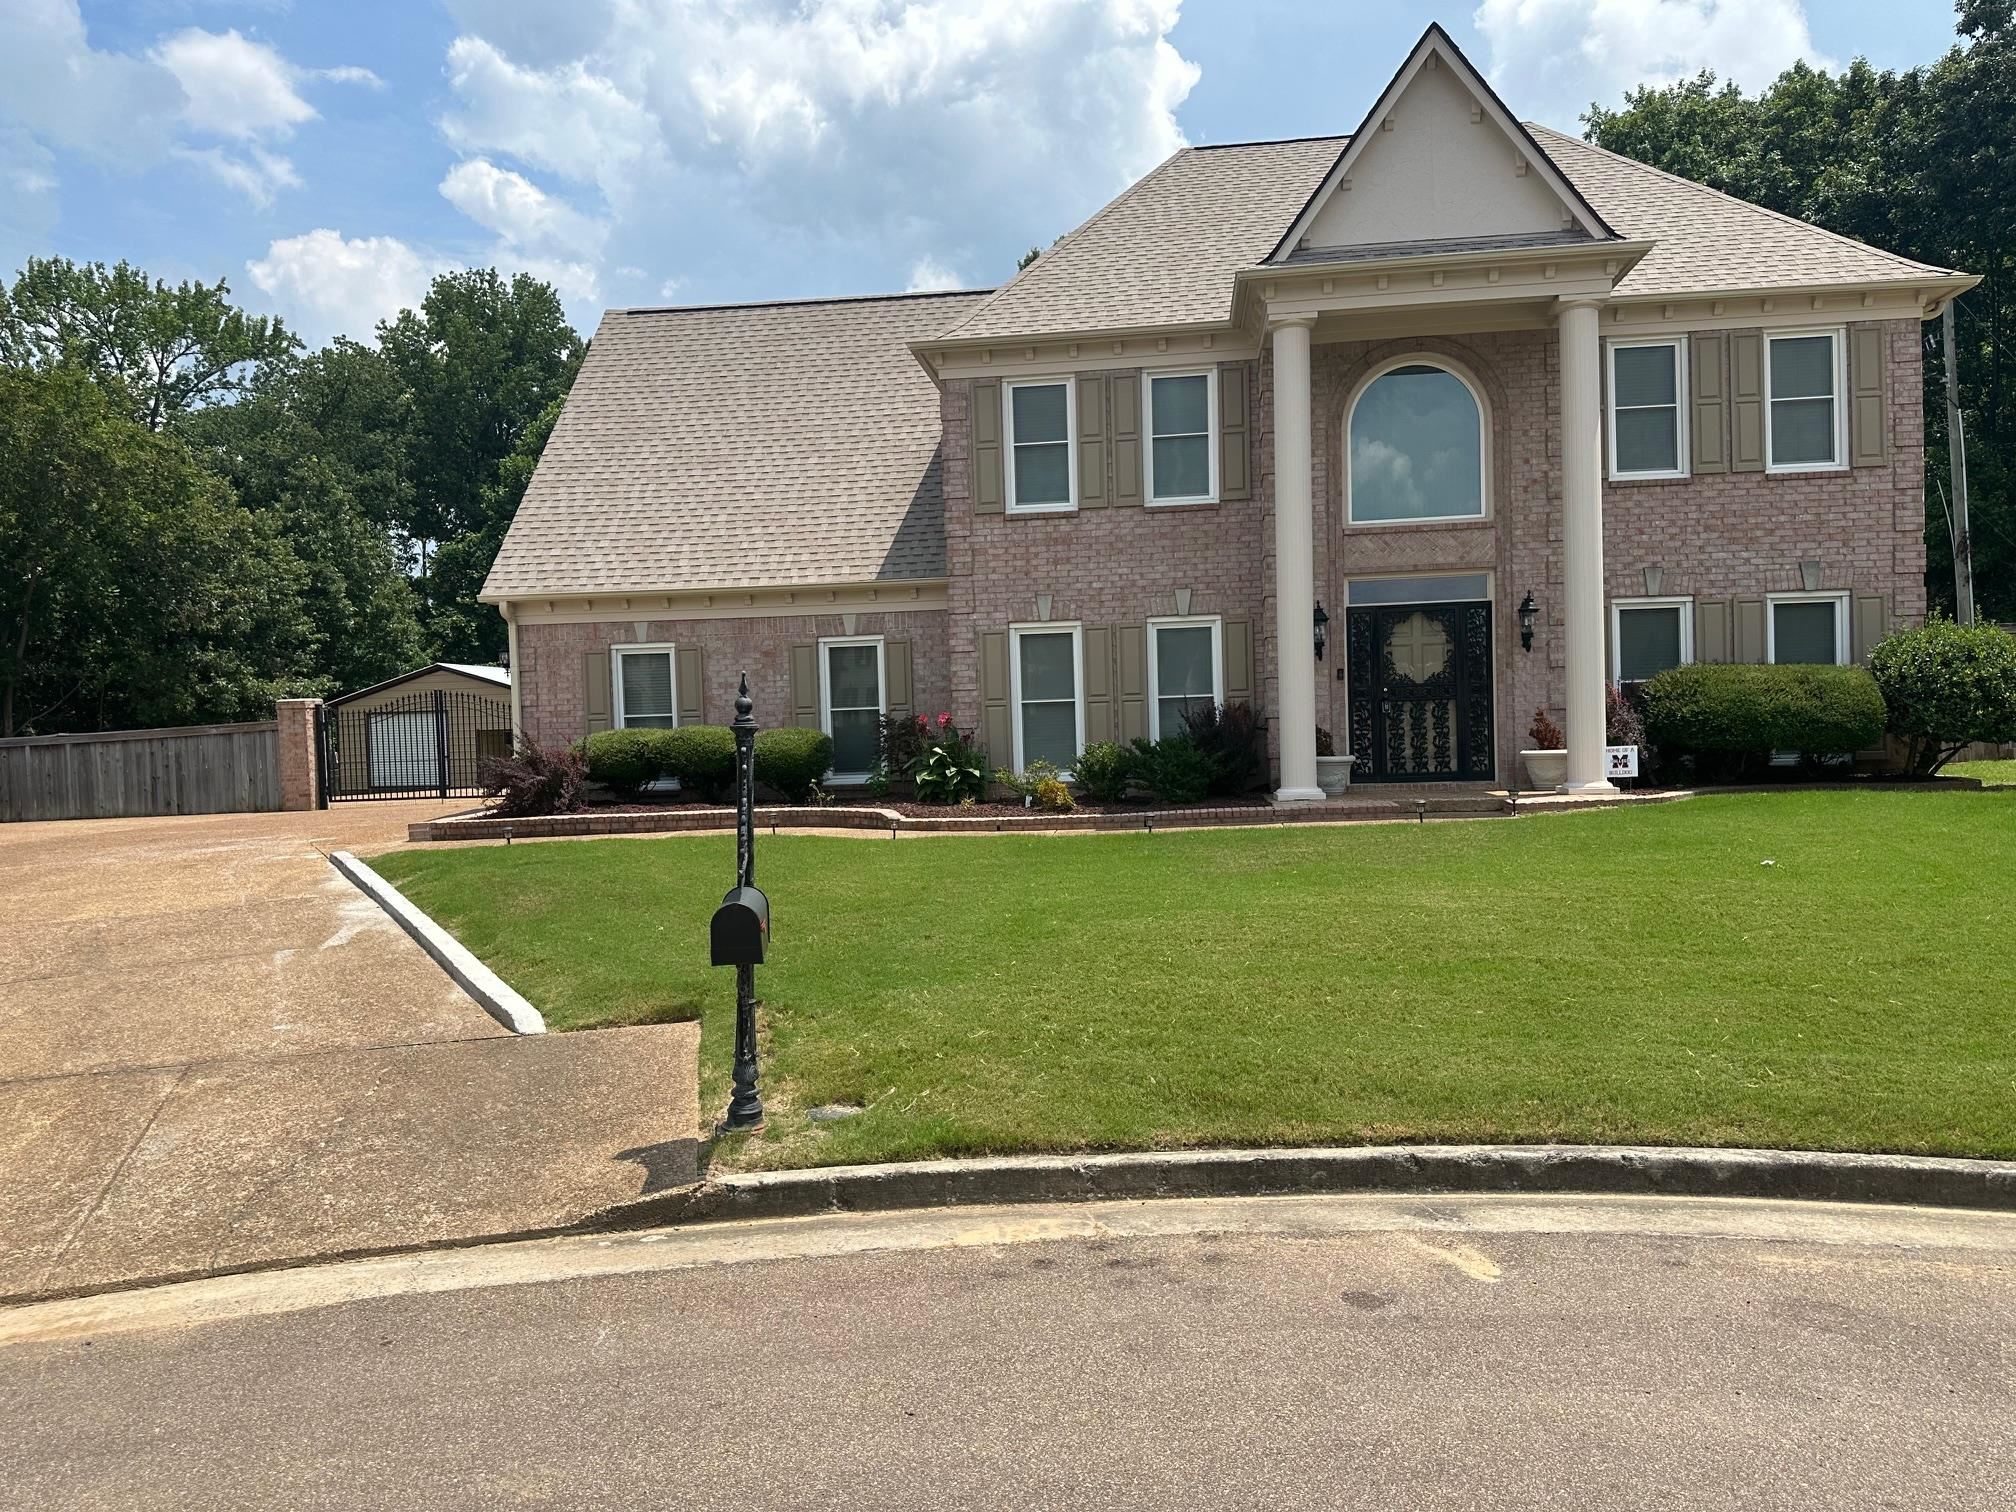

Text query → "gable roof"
[328,661,511,707]
[483,290,990,600]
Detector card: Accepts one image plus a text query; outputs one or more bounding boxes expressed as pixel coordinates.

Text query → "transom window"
[1004,379,1075,512]
[1348,360,1486,524]
[1148,617,1223,738]
[1767,331,1846,472]
[612,645,677,729]
[1768,592,1849,665]
[1009,624,1083,772]
[1608,340,1687,478]
[1145,372,1217,504]
[1611,598,1694,684]
[819,637,885,781]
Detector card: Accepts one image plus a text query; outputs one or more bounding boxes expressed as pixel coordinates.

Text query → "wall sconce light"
[1518,591,1537,652]
[1314,600,1330,662]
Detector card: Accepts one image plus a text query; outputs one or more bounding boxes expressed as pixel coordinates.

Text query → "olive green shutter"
[1223,618,1254,705]
[1691,333,1729,474]
[1731,331,1765,473]
[1116,626,1148,742]
[885,639,914,719]
[788,643,820,727]
[972,379,1005,513]
[1851,594,1889,663]
[1112,374,1143,507]
[1695,600,1731,664]
[584,651,613,736]
[979,631,1013,766]
[1734,599,1767,664]
[675,646,704,725]
[1077,375,1108,508]
[1082,626,1113,742]
[1219,364,1251,501]
[1849,325,1889,468]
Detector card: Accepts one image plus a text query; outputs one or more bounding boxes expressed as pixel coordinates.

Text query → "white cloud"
[173,144,301,206]
[905,256,964,293]
[247,229,456,344]
[0,0,186,163]
[440,158,607,258]
[1475,0,1834,129]
[153,27,318,139]
[314,65,386,89]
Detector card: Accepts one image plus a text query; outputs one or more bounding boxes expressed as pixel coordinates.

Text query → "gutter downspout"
[501,601,524,747]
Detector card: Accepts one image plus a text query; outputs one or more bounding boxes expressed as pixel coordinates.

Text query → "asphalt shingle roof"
[482,290,988,599]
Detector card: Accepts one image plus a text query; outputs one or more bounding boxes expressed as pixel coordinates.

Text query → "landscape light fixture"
[1314,600,1330,662]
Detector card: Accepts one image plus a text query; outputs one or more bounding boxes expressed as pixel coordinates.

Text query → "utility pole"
[1943,300,1976,625]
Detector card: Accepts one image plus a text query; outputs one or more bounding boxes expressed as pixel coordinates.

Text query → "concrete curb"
[606,1144,2016,1229]
[327,850,545,1035]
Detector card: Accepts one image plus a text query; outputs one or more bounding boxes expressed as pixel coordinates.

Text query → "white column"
[1271,315,1323,802]
[1557,298,1615,794]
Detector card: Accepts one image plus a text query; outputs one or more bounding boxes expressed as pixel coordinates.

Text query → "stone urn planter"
[1315,754,1356,798]
[1519,749,1568,791]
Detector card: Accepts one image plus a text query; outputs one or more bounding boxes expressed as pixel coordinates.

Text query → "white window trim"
[1344,353,1492,527]
[1766,591,1850,665]
[1146,615,1225,740]
[610,642,678,729]
[1764,328,1849,475]
[1003,377,1078,515]
[1142,369,1219,506]
[817,634,886,784]
[1609,596,1695,683]
[1007,621,1085,775]
[1606,337,1690,481]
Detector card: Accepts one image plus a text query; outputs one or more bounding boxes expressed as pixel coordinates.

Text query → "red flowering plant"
[911,715,986,804]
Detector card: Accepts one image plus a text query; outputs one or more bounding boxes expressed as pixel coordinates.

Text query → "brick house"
[484,25,1976,796]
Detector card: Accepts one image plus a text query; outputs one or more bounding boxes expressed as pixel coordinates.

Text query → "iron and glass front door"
[1344,601,1494,781]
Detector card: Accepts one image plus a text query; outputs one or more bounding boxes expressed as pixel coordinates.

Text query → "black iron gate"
[1345,601,1494,782]
[318,688,512,802]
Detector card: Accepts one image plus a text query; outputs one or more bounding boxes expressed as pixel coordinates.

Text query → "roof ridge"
[1190,133,1350,151]
[610,288,994,317]
[1525,122,1961,279]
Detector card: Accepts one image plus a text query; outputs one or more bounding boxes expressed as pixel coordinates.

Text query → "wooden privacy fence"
[0,720,281,823]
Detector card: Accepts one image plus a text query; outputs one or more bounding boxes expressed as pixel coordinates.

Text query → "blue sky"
[0,2,1967,348]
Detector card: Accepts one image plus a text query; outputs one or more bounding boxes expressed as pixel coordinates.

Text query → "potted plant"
[1314,726,1355,797]
[1520,707,1567,790]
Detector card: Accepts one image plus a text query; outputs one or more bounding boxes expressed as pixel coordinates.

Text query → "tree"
[1584,2,2016,621]
[0,257,298,431]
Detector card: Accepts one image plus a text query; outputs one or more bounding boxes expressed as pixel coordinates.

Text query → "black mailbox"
[710,884,770,966]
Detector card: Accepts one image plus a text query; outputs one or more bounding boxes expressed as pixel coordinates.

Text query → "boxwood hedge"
[1640,663,1886,772]
[755,727,834,801]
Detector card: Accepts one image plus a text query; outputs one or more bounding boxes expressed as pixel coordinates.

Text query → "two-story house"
[483,25,1977,797]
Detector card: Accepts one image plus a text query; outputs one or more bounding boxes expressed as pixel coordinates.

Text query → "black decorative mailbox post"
[711,672,769,1129]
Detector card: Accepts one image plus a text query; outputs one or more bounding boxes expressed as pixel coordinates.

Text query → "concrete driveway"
[0,804,699,1302]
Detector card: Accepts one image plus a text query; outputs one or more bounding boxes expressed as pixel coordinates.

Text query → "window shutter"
[789,644,819,727]
[584,652,612,736]
[1851,593,1889,663]
[1695,600,1731,665]
[1849,325,1888,468]
[979,630,1013,766]
[1112,373,1143,507]
[1077,375,1109,508]
[1116,625,1148,743]
[1081,626,1114,742]
[1691,333,1728,474]
[1219,364,1251,501]
[885,639,914,720]
[675,646,704,726]
[1734,599,1767,664]
[1730,331,1765,473]
[972,379,1005,513]
[1223,618,1255,705]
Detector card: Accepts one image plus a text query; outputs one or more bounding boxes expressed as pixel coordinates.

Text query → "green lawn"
[1949,759,2016,788]
[373,790,2016,1169]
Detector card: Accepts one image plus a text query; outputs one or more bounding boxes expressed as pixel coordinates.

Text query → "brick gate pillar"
[276,697,324,811]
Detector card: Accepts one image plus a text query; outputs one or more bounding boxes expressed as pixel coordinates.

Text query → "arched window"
[1347,361,1486,524]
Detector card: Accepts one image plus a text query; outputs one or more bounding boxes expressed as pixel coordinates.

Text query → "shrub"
[754,727,834,801]
[1032,776,1075,812]
[661,724,737,801]
[1527,706,1565,749]
[1072,740,1137,803]
[479,743,587,817]
[581,727,671,798]
[911,723,987,804]
[994,759,1062,803]
[1869,617,2016,775]
[1130,735,1214,804]
[1640,663,1886,775]
[1315,726,1336,758]
[1179,700,1268,796]
[876,712,937,783]
[1606,682,1646,747]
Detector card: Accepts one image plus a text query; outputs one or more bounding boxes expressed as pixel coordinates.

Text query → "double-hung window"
[1768,592,1849,665]
[819,636,885,782]
[612,644,677,728]
[1144,371,1217,504]
[1148,617,1222,738]
[1009,623,1083,772]
[1610,598,1693,684]
[1766,330,1846,472]
[1004,379,1075,512]
[1608,339,1687,479]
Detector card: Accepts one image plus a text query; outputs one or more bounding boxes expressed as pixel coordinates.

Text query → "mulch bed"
[570,796,1269,820]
